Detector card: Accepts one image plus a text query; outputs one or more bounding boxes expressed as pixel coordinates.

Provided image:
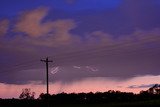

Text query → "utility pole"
[41,57,53,95]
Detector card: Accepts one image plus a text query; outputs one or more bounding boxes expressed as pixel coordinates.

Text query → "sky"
[0,0,160,98]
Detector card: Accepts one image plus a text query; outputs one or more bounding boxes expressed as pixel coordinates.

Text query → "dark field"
[1,99,160,107]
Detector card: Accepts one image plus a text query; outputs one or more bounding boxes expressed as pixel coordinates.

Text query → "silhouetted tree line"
[39,91,135,104]
[37,84,160,104]
[0,84,160,107]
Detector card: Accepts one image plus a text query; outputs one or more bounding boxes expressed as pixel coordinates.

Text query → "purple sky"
[0,0,160,98]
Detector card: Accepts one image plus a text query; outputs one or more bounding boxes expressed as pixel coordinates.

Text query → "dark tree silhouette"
[19,88,35,99]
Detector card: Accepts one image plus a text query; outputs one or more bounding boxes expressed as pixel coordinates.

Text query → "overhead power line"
[0,35,160,74]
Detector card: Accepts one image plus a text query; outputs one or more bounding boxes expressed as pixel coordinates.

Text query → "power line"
[0,35,160,74]
[1,44,160,75]
[45,35,160,62]
[48,35,160,59]
[0,60,41,74]
[48,40,160,63]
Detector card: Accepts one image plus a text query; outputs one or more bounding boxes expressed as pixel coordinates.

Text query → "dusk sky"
[0,0,160,98]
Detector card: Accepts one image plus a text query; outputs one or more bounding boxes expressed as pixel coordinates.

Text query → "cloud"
[52,19,76,43]
[0,19,9,36]
[1,28,160,84]
[1,26,160,85]
[15,7,51,37]
[27,19,77,47]
[128,84,156,89]
[85,31,113,45]
[1,6,160,85]
[14,7,78,47]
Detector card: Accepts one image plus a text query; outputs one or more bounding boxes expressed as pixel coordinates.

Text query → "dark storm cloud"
[0,0,160,84]
[71,0,160,36]
[128,84,156,89]
[1,28,160,84]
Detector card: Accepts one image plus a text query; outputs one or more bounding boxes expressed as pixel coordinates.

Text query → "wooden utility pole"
[41,57,53,95]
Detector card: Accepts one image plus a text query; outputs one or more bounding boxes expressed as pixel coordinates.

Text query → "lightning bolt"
[51,66,60,75]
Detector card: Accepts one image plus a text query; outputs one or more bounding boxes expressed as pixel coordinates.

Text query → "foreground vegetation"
[1,98,160,107]
[0,84,160,107]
